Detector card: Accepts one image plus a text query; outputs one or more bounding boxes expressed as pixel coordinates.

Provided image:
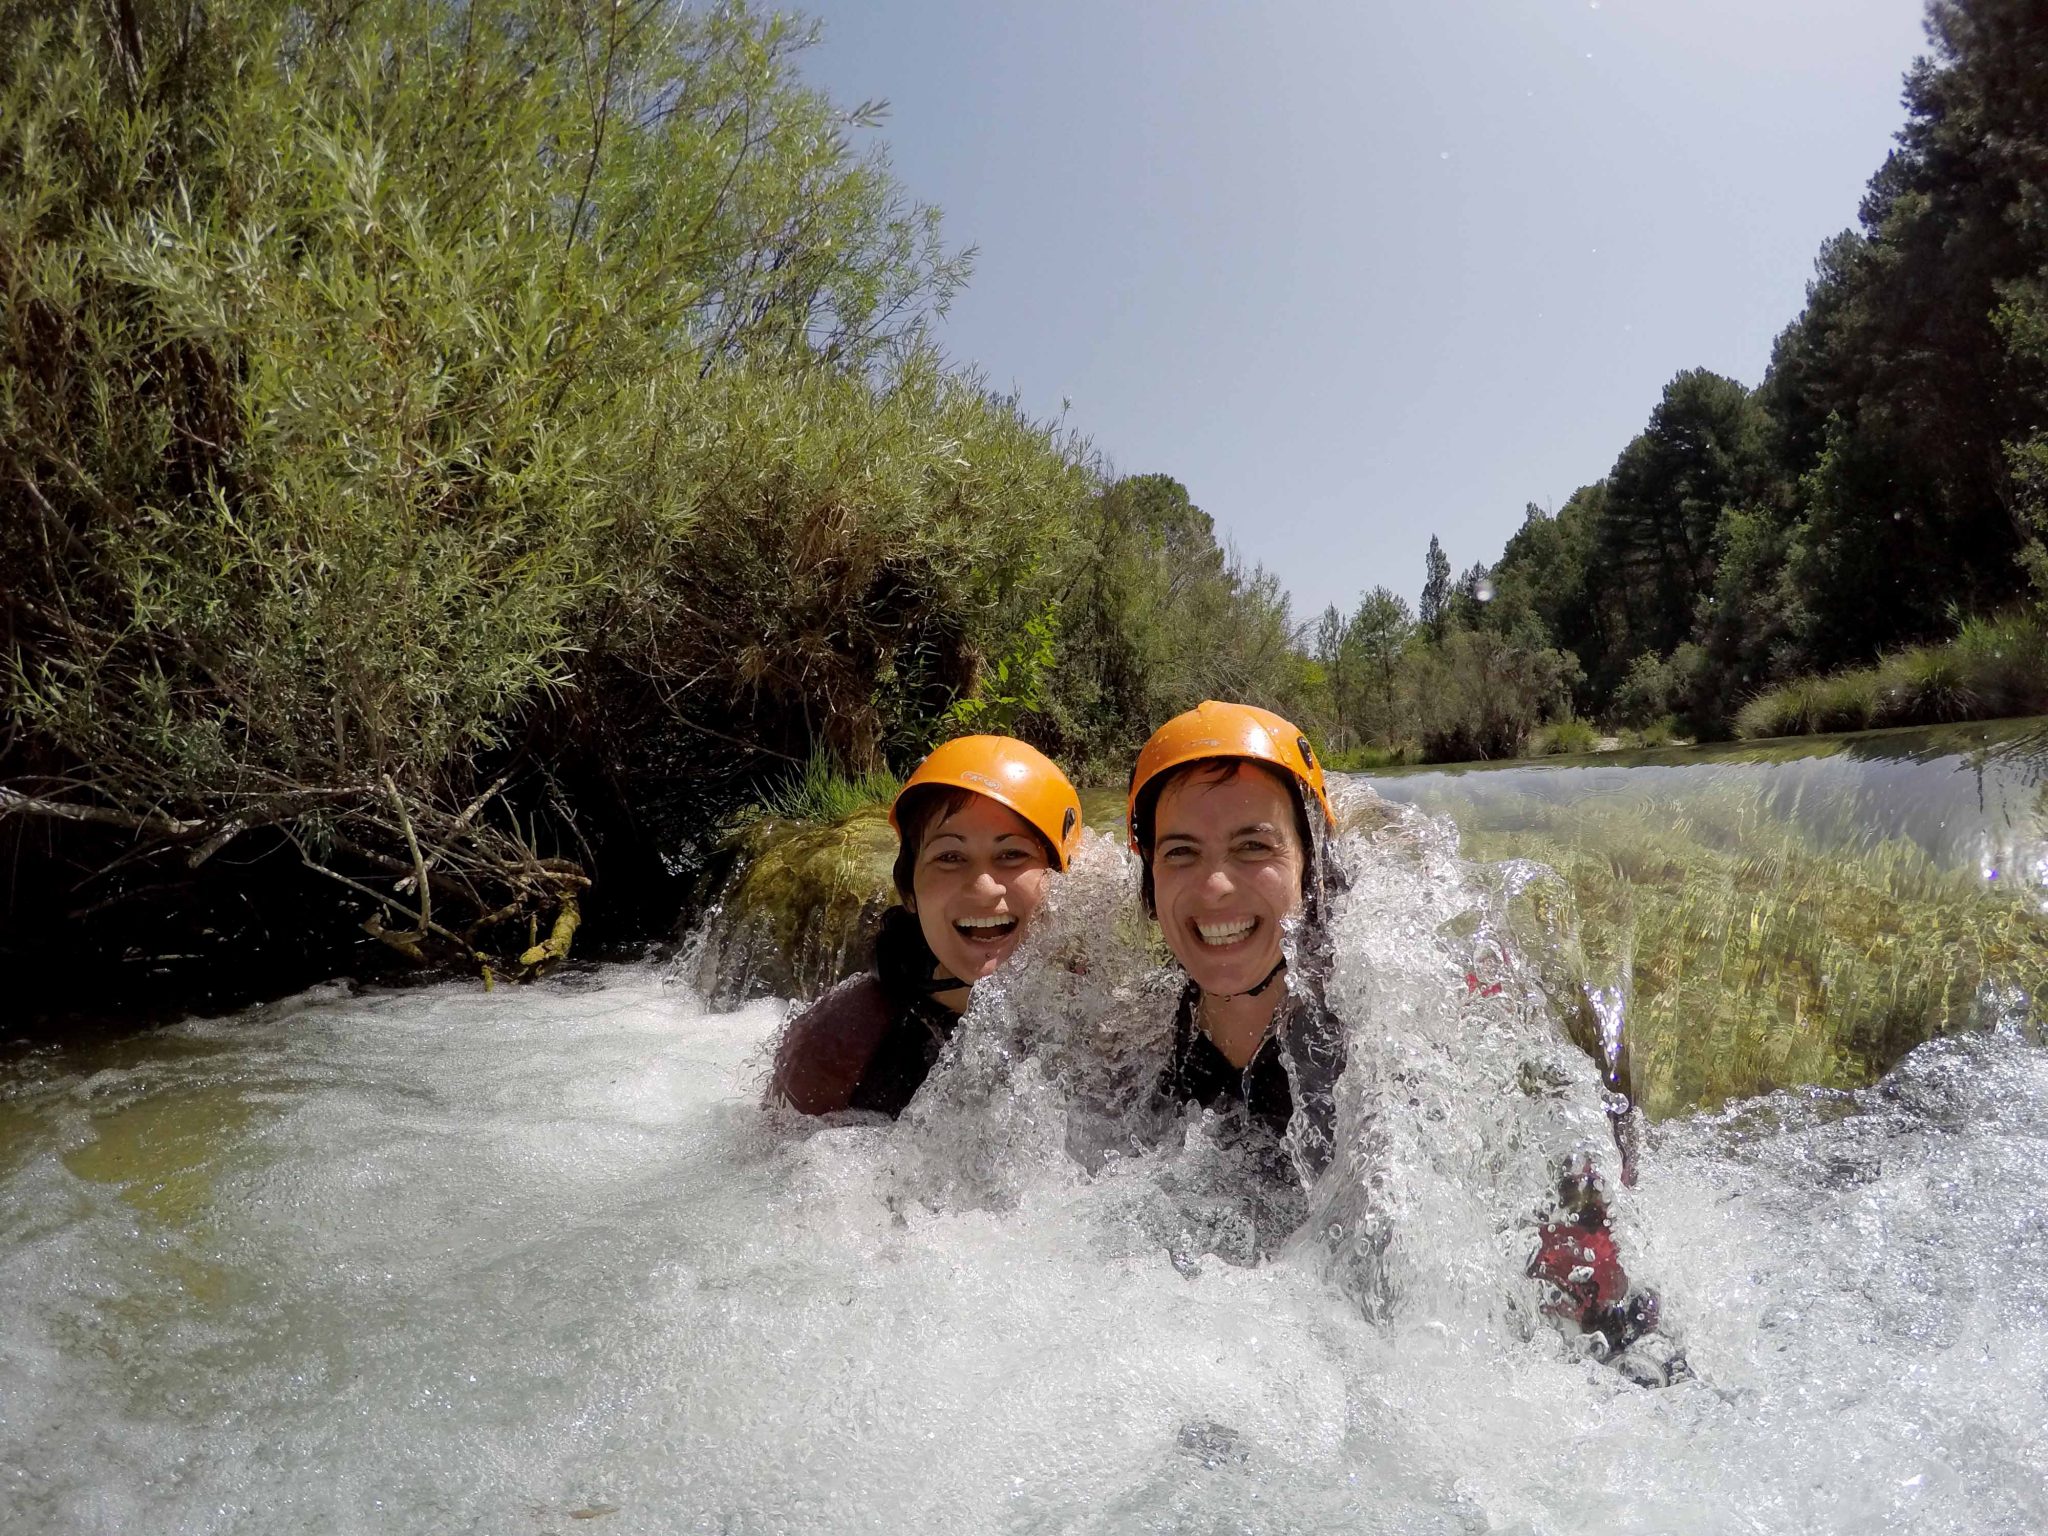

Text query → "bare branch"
[0,786,200,838]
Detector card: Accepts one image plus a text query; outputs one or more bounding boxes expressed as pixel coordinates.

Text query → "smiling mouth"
[1194,917,1257,947]
[955,915,1018,944]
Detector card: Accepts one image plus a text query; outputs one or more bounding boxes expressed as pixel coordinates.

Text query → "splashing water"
[2,789,2043,1533]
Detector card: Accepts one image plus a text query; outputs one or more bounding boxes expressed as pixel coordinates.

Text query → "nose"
[967,866,1004,898]
[1199,861,1235,900]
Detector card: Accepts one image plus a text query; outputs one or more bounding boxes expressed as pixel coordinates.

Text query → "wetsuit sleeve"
[766,974,896,1115]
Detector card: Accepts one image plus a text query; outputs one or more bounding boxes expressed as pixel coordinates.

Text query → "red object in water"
[1528,1221,1628,1326]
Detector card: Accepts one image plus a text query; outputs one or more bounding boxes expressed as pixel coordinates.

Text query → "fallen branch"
[0,786,201,838]
[518,895,581,972]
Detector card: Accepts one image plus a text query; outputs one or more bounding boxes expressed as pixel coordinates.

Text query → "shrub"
[1409,631,1579,763]
[1612,653,1676,729]
[1531,717,1601,756]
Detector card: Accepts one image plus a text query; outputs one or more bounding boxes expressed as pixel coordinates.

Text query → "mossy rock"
[692,807,901,1006]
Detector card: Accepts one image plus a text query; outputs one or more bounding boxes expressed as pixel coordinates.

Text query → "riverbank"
[1733,610,2048,741]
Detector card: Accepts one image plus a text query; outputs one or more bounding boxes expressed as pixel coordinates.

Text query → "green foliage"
[1419,535,1452,644]
[1038,474,1309,776]
[0,0,1087,975]
[1734,610,2048,739]
[1619,717,1685,750]
[1463,1,2048,731]
[1407,629,1580,762]
[1530,716,1601,756]
[1320,742,1417,772]
[946,602,1062,738]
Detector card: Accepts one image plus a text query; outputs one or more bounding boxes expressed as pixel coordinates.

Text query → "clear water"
[2,786,2044,1534]
[1364,717,2048,905]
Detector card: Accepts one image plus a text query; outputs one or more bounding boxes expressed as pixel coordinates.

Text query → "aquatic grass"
[1478,784,2048,1117]
[753,750,903,825]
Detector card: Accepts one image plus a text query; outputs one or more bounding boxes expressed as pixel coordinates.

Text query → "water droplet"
[1475,580,1496,603]
[1440,150,1452,161]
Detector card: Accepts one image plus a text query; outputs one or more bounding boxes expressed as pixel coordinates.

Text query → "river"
[2,723,2044,1533]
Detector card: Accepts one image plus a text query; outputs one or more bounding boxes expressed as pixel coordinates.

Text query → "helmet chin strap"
[1207,956,1287,1002]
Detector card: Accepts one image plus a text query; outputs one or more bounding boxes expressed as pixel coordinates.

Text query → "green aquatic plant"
[1475,785,2047,1117]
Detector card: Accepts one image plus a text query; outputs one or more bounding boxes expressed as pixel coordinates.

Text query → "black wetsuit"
[1154,977,1346,1184]
[770,908,961,1118]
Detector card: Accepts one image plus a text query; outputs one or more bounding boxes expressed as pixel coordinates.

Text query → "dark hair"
[889,784,1060,905]
[1131,757,1317,918]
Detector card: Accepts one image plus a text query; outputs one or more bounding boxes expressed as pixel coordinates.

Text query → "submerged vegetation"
[1488,796,2046,1116]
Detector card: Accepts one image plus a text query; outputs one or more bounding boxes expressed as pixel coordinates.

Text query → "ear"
[902,894,917,915]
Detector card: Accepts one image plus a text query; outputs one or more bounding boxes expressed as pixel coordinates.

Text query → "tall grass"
[1737,610,2048,739]
[755,751,902,825]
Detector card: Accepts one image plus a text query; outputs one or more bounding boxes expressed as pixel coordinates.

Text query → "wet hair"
[889,784,1059,905]
[1130,757,1318,920]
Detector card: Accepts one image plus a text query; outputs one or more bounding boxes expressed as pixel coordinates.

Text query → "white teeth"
[956,916,1016,931]
[1196,918,1255,945]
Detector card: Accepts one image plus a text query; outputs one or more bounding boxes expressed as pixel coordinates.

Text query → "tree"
[1313,604,1353,751]
[1349,587,1414,744]
[1420,535,1453,645]
[1597,370,1768,664]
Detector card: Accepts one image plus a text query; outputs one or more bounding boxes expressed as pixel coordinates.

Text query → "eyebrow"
[924,830,1032,846]
[1160,822,1280,844]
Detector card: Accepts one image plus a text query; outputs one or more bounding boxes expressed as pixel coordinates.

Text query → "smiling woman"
[768,736,1082,1116]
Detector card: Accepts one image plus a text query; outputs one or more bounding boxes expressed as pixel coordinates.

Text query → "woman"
[768,735,1082,1117]
[1130,702,1680,1379]
[1127,700,1347,1184]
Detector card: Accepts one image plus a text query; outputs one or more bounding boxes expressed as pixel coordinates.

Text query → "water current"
[3,751,2045,1533]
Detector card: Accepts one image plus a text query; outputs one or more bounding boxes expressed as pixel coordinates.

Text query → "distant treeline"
[1295,0,2048,755]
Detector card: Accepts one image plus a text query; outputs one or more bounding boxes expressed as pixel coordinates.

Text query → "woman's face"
[907,796,1055,986]
[1149,764,1306,997]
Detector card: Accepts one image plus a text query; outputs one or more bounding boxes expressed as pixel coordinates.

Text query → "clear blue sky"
[791,0,1932,618]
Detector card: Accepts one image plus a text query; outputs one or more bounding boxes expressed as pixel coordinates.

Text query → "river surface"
[3,729,2046,1533]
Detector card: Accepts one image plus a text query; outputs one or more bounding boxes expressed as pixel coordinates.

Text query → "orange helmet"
[891,735,1084,870]
[1126,701,1333,851]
